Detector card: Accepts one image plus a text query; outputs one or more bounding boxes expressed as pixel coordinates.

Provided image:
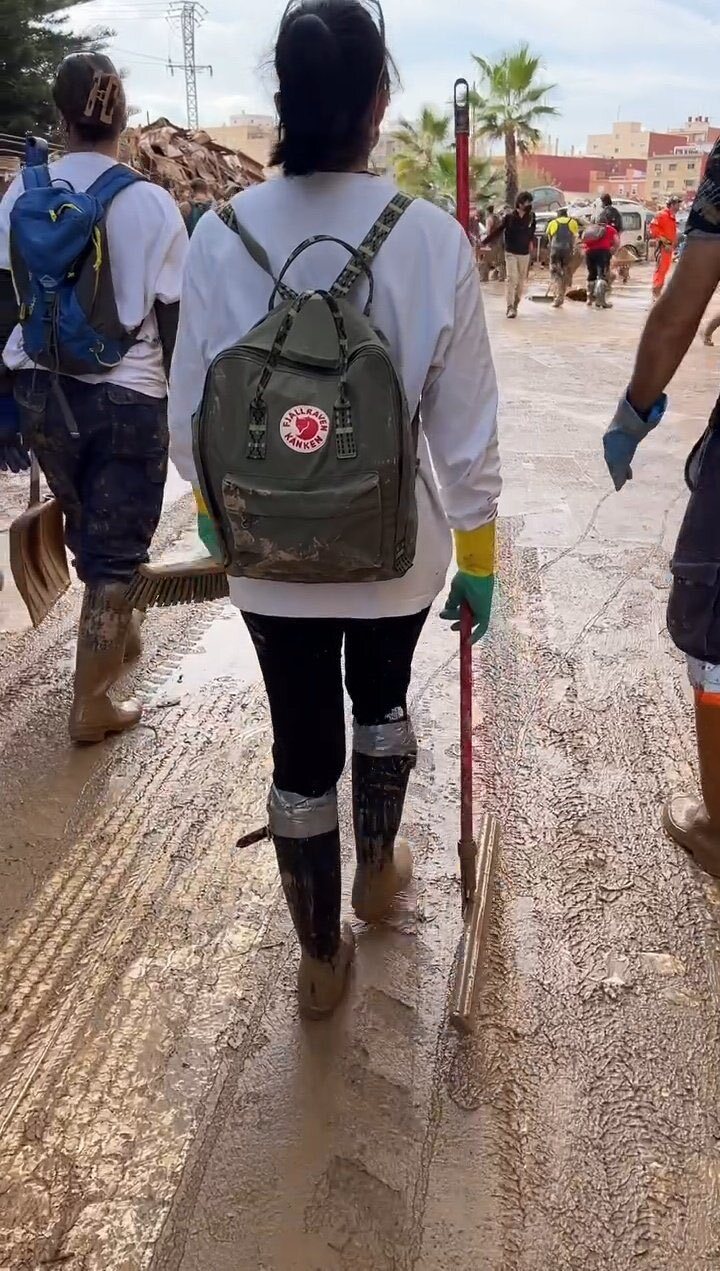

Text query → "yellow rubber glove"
[194,488,223,562]
[440,521,496,644]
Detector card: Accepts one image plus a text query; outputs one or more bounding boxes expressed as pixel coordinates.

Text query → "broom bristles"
[126,557,229,610]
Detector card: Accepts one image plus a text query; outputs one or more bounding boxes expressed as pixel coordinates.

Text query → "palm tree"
[471,44,558,205]
[391,108,452,199]
[392,109,501,210]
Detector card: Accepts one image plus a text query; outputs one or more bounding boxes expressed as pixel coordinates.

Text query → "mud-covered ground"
[2,265,720,1270]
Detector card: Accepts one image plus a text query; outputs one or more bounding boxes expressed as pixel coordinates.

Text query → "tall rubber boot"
[351,716,416,923]
[69,583,142,744]
[595,278,612,309]
[586,282,595,307]
[664,696,720,876]
[269,786,355,1019]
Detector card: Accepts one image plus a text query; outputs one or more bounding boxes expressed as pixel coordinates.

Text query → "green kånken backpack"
[192,194,418,584]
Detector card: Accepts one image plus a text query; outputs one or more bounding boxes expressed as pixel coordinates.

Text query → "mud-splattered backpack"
[192,194,418,584]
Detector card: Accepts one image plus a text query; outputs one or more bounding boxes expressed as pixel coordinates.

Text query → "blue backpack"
[9,163,144,377]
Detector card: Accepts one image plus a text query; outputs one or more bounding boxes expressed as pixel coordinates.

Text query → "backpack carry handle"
[269,236,375,315]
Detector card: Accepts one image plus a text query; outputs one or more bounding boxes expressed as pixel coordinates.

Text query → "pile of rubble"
[122,118,264,200]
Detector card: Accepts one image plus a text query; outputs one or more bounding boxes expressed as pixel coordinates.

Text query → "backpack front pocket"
[222,473,383,582]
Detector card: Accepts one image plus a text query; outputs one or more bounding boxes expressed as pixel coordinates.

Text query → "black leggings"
[243,609,430,798]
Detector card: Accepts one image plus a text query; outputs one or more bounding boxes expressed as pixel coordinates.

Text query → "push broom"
[448,79,502,1033]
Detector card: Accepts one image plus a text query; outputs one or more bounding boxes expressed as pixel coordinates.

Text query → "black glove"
[0,394,31,473]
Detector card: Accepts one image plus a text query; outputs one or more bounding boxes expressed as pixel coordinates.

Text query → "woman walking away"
[0,54,187,742]
[169,0,501,1020]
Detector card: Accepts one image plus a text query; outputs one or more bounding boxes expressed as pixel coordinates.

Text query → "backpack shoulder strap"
[216,202,296,303]
[331,192,413,300]
[87,163,144,210]
[21,164,52,192]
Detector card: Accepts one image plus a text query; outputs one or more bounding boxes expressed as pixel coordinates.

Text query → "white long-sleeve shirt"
[169,172,501,619]
[0,152,187,397]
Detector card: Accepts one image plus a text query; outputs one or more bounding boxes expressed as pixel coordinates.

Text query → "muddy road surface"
[2,268,720,1270]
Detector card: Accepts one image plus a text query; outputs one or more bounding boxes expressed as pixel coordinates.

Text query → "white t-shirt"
[0,152,188,398]
[169,172,501,620]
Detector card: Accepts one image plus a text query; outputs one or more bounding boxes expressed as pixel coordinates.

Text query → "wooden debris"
[122,118,265,201]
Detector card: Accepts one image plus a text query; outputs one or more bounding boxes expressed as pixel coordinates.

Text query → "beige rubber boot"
[69,583,142,744]
[664,697,720,877]
[298,922,356,1020]
[123,610,145,661]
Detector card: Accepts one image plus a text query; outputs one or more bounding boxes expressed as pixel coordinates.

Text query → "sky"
[70,0,720,151]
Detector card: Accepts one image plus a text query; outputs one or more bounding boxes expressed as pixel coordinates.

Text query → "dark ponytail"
[272,0,391,177]
[53,53,127,144]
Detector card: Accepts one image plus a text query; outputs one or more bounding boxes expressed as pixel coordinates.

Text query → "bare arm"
[628,237,720,413]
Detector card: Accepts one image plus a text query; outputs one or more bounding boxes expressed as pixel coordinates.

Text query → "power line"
[110,45,172,64]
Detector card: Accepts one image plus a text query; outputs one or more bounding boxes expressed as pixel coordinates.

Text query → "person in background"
[0,53,187,743]
[546,206,580,308]
[180,177,213,237]
[649,195,680,299]
[483,191,536,318]
[169,0,501,1019]
[601,137,720,877]
[582,214,619,309]
[600,191,623,235]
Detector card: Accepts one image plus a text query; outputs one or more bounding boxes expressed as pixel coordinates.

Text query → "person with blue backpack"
[0,53,187,743]
[169,0,501,1019]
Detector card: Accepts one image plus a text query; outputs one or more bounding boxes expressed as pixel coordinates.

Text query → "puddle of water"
[0,530,33,634]
[149,607,260,703]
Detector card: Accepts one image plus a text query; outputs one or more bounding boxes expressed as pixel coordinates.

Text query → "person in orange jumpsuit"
[649,195,680,298]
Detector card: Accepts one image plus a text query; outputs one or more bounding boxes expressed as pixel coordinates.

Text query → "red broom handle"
[454,78,471,238]
[459,602,474,850]
[455,77,474,850]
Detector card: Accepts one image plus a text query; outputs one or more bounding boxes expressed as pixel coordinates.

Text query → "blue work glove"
[440,523,496,644]
[0,394,30,473]
[603,391,667,492]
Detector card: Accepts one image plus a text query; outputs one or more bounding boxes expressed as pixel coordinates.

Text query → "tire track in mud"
[0,493,288,1268]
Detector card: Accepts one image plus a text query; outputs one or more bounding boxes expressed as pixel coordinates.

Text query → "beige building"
[671,115,720,147]
[647,149,708,204]
[206,114,276,169]
[587,121,649,160]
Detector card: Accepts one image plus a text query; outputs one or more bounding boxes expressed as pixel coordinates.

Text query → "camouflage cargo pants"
[13,371,168,585]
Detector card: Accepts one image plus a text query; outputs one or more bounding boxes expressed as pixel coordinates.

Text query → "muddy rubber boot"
[123,610,145,661]
[351,717,416,923]
[595,279,612,309]
[664,697,720,877]
[586,282,595,307]
[69,583,143,744]
[269,786,355,1020]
